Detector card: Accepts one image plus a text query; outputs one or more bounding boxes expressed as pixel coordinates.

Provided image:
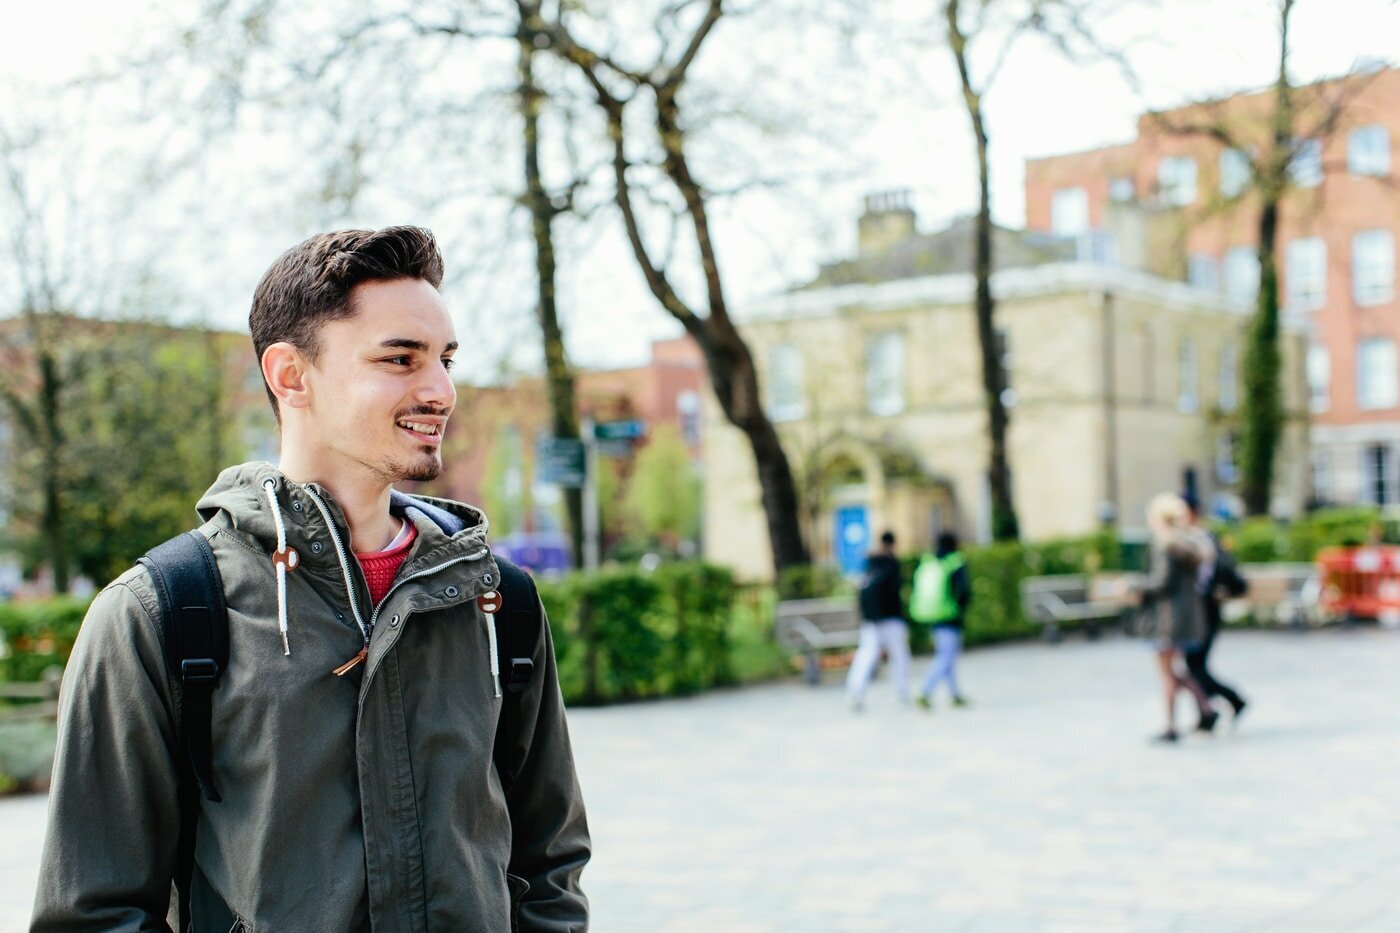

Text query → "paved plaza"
[4,628,1400,931]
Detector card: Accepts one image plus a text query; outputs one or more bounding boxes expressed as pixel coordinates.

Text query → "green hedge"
[0,597,90,683]
[1225,507,1397,563]
[537,561,739,705]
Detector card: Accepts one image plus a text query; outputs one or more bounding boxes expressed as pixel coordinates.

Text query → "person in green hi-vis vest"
[910,532,973,710]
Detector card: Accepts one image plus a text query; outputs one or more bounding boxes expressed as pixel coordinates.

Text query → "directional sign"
[535,437,586,488]
[593,419,647,441]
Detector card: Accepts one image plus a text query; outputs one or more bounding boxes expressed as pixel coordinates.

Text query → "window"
[995,328,1016,407]
[1076,230,1118,265]
[1157,156,1197,206]
[676,390,701,445]
[1224,247,1260,304]
[1177,337,1198,413]
[766,344,805,421]
[1357,337,1399,410]
[865,332,905,416]
[1348,125,1390,177]
[1219,148,1250,198]
[1311,449,1332,504]
[1108,176,1135,202]
[1215,431,1238,485]
[1051,187,1090,235]
[1364,444,1393,506]
[1353,230,1395,306]
[1285,237,1326,311]
[1289,138,1323,187]
[1306,343,1330,413]
[1188,254,1219,291]
[1218,341,1238,412]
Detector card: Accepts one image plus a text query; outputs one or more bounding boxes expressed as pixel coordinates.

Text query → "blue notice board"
[834,506,870,577]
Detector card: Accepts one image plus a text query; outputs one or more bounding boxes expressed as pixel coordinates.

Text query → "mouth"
[396,418,445,446]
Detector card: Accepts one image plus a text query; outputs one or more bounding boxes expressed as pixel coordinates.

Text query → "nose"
[418,360,456,413]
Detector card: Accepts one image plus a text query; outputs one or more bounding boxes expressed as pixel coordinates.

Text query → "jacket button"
[482,573,494,586]
[389,614,401,627]
[311,541,324,554]
[445,585,460,598]
[336,612,345,622]
[291,500,303,512]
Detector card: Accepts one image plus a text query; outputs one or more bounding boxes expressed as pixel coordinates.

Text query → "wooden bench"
[1020,574,1135,642]
[1226,563,1320,627]
[0,665,62,722]
[773,597,861,685]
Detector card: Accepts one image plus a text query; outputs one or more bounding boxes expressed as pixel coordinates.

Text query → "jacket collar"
[196,462,493,576]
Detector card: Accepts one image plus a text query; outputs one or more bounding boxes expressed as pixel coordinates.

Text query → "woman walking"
[1136,493,1219,743]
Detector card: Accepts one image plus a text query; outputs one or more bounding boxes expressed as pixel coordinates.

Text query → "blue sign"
[834,506,870,577]
[593,419,646,440]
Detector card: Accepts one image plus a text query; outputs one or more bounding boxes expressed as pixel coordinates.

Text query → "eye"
[442,357,456,371]
[384,356,412,366]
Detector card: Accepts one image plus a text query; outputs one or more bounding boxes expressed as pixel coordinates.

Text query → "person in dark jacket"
[1181,494,1248,729]
[912,532,972,710]
[32,227,589,932]
[847,531,911,710]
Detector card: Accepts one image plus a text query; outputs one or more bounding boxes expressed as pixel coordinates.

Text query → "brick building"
[420,337,706,545]
[1025,67,1400,507]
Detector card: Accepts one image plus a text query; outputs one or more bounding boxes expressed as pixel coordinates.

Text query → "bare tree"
[529,0,812,576]
[1151,0,1382,515]
[940,0,1128,541]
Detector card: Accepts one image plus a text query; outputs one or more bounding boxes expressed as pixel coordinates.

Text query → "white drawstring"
[262,479,292,656]
[485,614,502,698]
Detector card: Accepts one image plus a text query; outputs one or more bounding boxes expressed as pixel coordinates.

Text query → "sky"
[2,0,1398,373]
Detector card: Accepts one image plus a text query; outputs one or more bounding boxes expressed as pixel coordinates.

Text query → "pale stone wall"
[702,269,1310,580]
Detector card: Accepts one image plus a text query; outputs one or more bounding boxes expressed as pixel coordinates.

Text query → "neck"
[279,450,400,554]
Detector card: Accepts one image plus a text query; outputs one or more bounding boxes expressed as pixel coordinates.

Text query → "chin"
[394,453,443,483]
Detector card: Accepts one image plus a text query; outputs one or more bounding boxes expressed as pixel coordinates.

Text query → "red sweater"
[356,521,418,605]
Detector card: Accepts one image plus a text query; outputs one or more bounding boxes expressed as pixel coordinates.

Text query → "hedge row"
[0,597,88,683]
[1225,507,1397,563]
[537,561,738,705]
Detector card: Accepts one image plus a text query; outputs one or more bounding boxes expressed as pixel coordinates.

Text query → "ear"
[261,342,311,414]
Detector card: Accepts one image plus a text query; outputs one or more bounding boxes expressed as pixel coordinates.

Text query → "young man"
[911,532,972,710]
[847,530,911,711]
[32,227,590,932]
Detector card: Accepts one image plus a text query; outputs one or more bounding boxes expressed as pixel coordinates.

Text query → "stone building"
[701,197,1311,580]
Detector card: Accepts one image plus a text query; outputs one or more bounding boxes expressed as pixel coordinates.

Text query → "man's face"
[301,277,458,484]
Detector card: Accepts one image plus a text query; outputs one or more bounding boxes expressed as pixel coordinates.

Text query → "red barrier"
[1317,546,1400,620]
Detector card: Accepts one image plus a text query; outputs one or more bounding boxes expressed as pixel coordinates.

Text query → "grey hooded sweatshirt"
[31,463,590,932]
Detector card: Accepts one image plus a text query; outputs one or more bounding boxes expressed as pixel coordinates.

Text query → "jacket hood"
[195,461,491,574]
[1162,525,1214,568]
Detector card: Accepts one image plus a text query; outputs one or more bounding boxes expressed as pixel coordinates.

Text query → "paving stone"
[6,629,1400,931]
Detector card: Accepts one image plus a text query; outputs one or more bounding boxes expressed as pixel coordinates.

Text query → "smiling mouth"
[397,420,444,443]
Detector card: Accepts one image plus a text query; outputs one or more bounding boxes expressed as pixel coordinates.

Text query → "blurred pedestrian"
[1135,493,1219,743]
[1181,494,1249,729]
[848,530,912,711]
[911,531,972,711]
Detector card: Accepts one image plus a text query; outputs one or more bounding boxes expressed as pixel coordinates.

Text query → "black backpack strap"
[492,557,541,789]
[138,530,229,933]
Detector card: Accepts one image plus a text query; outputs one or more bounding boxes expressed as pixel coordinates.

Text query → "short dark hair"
[249,226,445,419]
[879,531,896,547]
[936,532,960,557]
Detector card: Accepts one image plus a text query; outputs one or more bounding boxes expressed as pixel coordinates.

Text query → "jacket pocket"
[506,873,531,933]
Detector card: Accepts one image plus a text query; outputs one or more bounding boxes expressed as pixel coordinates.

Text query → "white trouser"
[845,619,911,702]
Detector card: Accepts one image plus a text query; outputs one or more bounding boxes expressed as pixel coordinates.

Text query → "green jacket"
[32,463,590,932]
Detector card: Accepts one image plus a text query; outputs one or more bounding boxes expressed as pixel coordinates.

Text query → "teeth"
[399,421,439,435]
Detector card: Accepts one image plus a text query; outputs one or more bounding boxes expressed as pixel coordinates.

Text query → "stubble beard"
[382,449,443,483]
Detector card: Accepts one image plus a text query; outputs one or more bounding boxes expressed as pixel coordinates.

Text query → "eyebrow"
[378,339,460,353]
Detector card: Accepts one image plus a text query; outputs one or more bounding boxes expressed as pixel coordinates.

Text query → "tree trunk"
[948,0,1019,541]
[38,349,69,593]
[518,32,585,566]
[1239,0,1295,517]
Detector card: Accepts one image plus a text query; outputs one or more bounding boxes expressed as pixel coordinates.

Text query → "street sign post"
[535,437,586,489]
[593,419,647,441]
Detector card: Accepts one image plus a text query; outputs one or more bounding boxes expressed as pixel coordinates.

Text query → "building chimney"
[858,189,917,256]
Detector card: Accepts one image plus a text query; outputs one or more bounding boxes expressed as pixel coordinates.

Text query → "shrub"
[0,597,91,683]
